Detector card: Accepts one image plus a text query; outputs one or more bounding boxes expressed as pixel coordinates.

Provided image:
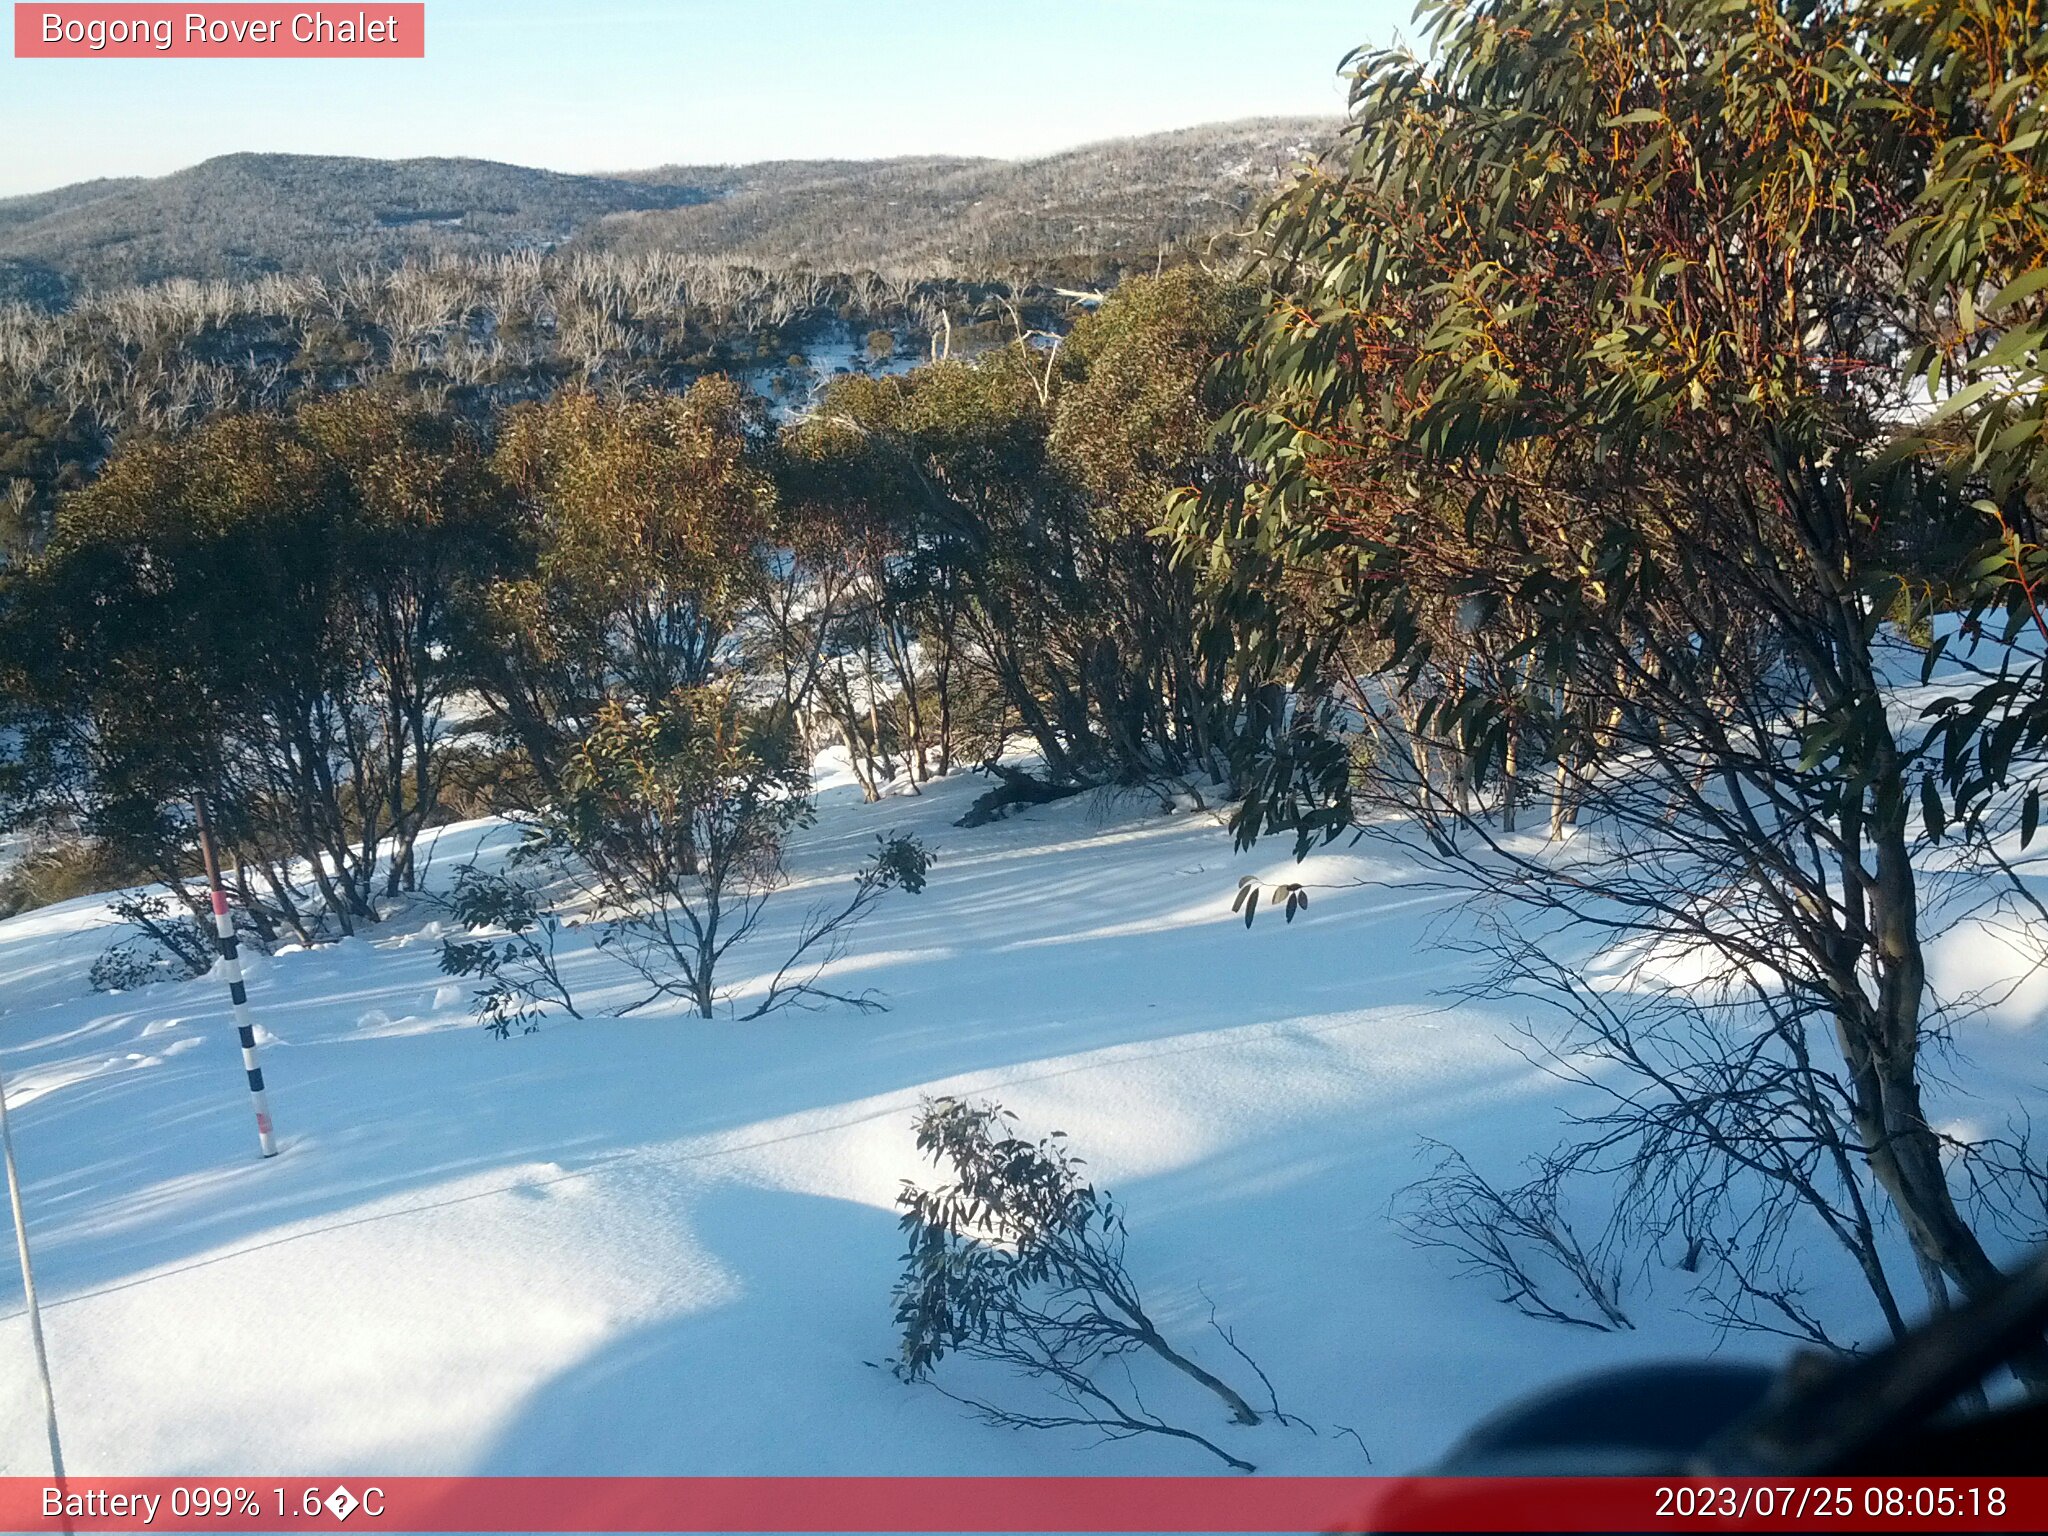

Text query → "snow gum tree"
[0,394,505,941]
[893,1096,1280,1472]
[548,685,930,1019]
[1893,3,2048,829]
[462,377,776,796]
[779,270,1279,813]
[1175,0,2048,1374]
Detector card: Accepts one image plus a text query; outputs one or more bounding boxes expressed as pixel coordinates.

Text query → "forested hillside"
[0,118,1334,297]
[0,154,714,292]
[583,118,1334,278]
[0,253,1072,553]
[0,118,1332,553]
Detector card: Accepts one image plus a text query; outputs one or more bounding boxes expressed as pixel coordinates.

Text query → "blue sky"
[0,1,1413,197]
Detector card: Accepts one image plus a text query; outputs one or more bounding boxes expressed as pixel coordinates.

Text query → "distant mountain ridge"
[0,118,1337,300]
[0,153,713,296]
[580,119,1333,276]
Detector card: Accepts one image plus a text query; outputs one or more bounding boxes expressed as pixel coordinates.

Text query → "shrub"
[891,1097,1277,1472]
[436,861,581,1037]
[556,688,930,1019]
[89,890,215,993]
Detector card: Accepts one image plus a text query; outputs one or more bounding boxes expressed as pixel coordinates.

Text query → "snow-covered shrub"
[891,1096,1277,1472]
[89,891,215,993]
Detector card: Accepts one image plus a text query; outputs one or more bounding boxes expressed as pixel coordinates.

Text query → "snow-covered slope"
[0,762,2041,1476]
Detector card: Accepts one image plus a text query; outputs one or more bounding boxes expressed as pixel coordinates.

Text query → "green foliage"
[549,685,812,1018]
[0,391,506,932]
[437,863,583,1037]
[1838,3,2048,834]
[560,686,811,888]
[529,686,930,1020]
[783,269,1273,794]
[88,890,215,993]
[1231,875,1307,928]
[869,831,934,896]
[1177,0,2048,1350]
[894,1097,1114,1379]
[468,379,775,789]
[1177,0,2042,842]
[1050,266,1261,533]
[892,1096,1269,1470]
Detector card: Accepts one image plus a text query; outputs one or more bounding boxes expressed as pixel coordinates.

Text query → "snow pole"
[0,1050,65,1480]
[193,795,278,1158]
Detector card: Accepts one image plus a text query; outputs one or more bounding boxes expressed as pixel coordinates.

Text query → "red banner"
[13,5,424,58]
[0,1477,2044,1532]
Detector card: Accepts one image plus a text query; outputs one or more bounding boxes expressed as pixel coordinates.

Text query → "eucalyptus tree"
[463,377,777,794]
[536,684,931,1021]
[1179,0,2048,1362]
[0,395,505,937]
[1884,2,2048,830]
[780,270,1270,805]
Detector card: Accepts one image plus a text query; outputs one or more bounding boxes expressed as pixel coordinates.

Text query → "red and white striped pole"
[193,795,277,1159]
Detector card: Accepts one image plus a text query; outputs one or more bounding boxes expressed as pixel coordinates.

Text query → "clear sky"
[0,1,1413,197]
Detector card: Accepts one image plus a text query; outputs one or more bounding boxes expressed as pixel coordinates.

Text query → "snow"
[1,760,2044,1477]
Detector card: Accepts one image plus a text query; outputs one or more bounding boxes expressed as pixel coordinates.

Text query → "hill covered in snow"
[2,755,2042,1476]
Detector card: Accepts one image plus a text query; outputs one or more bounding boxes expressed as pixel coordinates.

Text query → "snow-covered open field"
[1,760,2043,1476]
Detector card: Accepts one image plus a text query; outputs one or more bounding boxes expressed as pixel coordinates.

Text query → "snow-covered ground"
[0,758,2043,1476]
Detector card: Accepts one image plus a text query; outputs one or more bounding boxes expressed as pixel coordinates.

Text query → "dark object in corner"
[1430,1246,2048,1478]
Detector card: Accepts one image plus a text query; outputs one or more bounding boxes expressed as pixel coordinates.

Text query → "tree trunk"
[1134,1323,1261,1426]
[1844,774,2048,1389]
[1500,716,1519,833]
